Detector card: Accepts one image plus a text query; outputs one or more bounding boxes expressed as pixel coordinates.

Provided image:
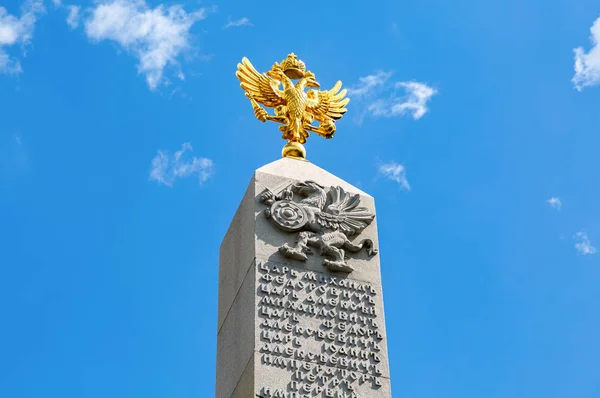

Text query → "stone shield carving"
[267,200,308,232]
[260,180,378,273]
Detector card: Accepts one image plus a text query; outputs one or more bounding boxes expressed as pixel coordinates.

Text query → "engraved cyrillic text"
[256,262,386,396]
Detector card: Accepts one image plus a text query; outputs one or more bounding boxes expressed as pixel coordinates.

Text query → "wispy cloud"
[66,5,80,29]
[574,232,596,255]
[348,71,436,123]
[378,161,410,190]
[149,143,213,187]
[223,16,252,29]
[347,71,392,97]
[573,16,600,90]
[51,0,80,29]
[83,0,208,90]
[547,197,562,210]
[369,82,437,120]
[0,0,45,74]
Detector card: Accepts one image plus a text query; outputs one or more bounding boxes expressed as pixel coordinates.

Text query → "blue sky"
[1,0,600,397]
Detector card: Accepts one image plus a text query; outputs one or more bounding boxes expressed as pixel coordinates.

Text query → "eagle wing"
[236,57,285,108]
[307,81,350,122]
[316,186,375,236]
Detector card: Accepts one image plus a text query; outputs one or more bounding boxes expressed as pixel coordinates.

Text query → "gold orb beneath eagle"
[281,141,306,159]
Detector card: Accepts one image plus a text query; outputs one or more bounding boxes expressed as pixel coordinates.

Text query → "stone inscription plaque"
[255,261,391,397]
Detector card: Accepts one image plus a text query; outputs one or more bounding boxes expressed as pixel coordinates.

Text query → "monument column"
[216,158,392,397]
[216,53,393,397]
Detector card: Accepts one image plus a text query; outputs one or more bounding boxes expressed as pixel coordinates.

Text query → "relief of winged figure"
[236,53,349,159]
[260,181,378,273]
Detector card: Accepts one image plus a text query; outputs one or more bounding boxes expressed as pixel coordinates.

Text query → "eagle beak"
[307,79,320,88]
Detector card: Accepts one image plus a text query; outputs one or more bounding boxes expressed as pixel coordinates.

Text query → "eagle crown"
[280,53,306,79]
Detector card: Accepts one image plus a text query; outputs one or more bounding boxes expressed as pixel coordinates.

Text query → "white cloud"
[223,17,252,29]
[66,5,80,29]
[379,161,410,190]
[346,71,392,97]
[574,232,596,255]
[0,0,44,74]
[83,0,207,90]
[573,17,600,90]
[49,0,80,30]
[348,72,436,122]
[547,197,562,210]
[369,81,437,120]
[149,142,213,187]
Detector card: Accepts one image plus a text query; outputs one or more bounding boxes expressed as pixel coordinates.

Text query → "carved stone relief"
[259,180,378,273]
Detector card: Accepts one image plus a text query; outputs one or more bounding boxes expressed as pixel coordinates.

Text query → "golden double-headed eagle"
[236,53,349,159]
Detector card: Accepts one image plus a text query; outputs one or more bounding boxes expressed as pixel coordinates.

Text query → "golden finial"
[236,53,349,160]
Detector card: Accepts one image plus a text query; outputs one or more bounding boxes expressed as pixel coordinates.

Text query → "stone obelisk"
[216,158,392,397]
[216,53,392,397]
